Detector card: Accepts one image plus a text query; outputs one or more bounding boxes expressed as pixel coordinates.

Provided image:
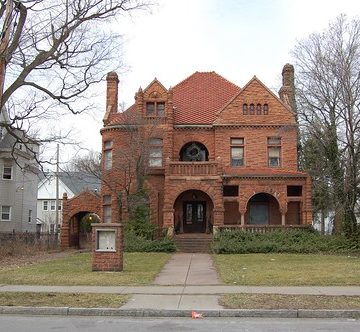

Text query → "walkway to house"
[153,253,221,286]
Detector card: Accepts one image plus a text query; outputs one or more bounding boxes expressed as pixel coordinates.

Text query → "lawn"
[213,253,360,286]
[0,252,171,286]
[220,294,360,310]
[0,292,129,308]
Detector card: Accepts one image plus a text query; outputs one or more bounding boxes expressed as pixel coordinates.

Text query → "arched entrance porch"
[174,190,214,233]
[245,193,281,225]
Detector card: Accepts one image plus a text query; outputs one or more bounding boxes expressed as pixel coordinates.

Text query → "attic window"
[242,104,248,115]
[250,104,255,115]
[146,102,165,117]
[256,104,262,115]
[263,104,269,115]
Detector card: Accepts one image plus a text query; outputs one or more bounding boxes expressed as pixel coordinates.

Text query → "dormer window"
[146,102,165,117]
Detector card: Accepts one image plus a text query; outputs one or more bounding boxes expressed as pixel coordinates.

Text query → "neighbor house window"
[104,140,113,170]
[149,138,163,167]
[146,102,165,116]
[230,138,244,167]
[268,137,281,167]
[103,195,111,223]
[2,165,12,180]
[43,201,48,211]
[50,200,56,211]
[28,210,32,223]
[1,206,11,221]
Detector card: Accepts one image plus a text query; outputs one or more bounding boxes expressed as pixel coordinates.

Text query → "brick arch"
[166,181,222,211]
[244,191,282,212]
[60,191,101,249]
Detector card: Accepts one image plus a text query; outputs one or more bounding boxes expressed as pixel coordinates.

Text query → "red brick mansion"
[100,64,313,236]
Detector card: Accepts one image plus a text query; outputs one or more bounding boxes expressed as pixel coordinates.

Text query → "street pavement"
[1,253,360,318]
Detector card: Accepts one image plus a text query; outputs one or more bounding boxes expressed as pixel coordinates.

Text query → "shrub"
[212,229,360,254]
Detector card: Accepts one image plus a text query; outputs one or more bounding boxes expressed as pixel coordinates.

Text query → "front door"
[183,201,206,233]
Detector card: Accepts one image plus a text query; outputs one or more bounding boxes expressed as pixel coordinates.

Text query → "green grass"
[220,294,360,310]
[0,252,171,286]
[213,253,360,286]
[0,292,129,308]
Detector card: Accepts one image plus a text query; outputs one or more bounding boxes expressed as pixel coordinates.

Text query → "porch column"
[281,213,286,226]
[240,214,245,226]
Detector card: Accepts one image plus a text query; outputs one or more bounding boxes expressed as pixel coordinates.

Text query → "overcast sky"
[58,0,360,165]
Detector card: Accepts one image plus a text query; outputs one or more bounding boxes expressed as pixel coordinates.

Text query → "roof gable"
[214,76,296,126]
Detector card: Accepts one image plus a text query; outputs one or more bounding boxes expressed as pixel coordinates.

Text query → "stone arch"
[245,192,282,225]
[179,141,209,161]
[60,191,101,249]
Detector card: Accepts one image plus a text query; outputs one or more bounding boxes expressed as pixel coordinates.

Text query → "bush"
[124,231,176,252]
[212,229,360,254]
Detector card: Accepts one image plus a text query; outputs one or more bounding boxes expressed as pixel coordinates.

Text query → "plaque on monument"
[96,229,116,251]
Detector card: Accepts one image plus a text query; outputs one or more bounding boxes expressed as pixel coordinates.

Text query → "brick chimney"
[103,72,119,125]
[279,64,296,114]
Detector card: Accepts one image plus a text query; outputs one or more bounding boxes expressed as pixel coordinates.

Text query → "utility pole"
[55,144,59,233]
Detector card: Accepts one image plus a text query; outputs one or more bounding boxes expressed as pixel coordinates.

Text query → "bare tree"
[293,15,360,237]
[0,0,152,165]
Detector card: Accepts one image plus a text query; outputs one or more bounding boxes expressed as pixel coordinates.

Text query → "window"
[256,104,262,115]
[43,201,48,211]
[28,210,32,223]
[263,104,269,115]
[287,186,302,196]
[223,185,239,197]
[242,104,248,115]
[1,206,11,221]
[2,165,12,180]
[230,138,244,167]
[146,102,165,117]
[268,137,281,167]
[104,140,112,170]
[50,200,56,211]
[250,104,255,115]
[149,138,163,167]
[103,195,111,223]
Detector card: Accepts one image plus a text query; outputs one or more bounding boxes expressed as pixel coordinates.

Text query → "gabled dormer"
[141,78,168,118]
[214,76,296,126]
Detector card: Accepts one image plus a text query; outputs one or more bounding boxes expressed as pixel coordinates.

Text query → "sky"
[56,0,360,166]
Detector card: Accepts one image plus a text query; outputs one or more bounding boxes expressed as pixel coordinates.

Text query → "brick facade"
[100,66,313,236]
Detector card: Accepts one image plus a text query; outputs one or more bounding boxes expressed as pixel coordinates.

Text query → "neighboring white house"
[0,110,39,233]
[37,172,101,233]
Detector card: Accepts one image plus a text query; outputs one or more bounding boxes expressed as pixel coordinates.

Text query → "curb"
[1,306,360,319]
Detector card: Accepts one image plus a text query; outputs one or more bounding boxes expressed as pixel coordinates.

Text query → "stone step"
[174,234,213,253]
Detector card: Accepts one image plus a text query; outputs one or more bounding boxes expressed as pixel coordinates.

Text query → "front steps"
[174,233,213,253]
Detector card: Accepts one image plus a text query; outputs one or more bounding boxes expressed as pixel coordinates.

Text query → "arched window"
[256,104,262,115]
[242,104,248,115]
[263,104,269,115]
[180,142,209,161]
[250,104,255,115]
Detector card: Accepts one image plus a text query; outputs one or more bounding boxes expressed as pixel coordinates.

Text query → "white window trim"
[2,165,13,180]
[1,206,11,221]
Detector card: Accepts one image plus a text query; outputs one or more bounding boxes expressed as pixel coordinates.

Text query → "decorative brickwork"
[100,64,313,237]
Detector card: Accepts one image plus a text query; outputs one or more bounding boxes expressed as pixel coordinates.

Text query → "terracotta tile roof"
[224,168,308,178]
[172,71,240,124]
[106,71,240,126]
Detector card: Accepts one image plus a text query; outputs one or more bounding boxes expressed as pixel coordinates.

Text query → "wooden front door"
[183,201,206,233]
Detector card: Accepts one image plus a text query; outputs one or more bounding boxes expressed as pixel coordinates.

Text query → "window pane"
[104,141,112,149]
[149,158,162,167]
[104,150,112,170]
[256,104,262,114]
[268,147,280,157]
[150,148,162,158]
[149,138,162,145]
[103,206,111,223]
[103,195,111,204]
[1,206,11,220]
[263,104,269,114]
[146,102,155,115]
[231,147,243,158]
[157,102,165,116]
[268,137,281,145]
[242,104,248,114]
[231,138,244,145]
[43,201,48,211]
[250,104,255,114]
[50,201,56,210]
[3,166,12,179]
